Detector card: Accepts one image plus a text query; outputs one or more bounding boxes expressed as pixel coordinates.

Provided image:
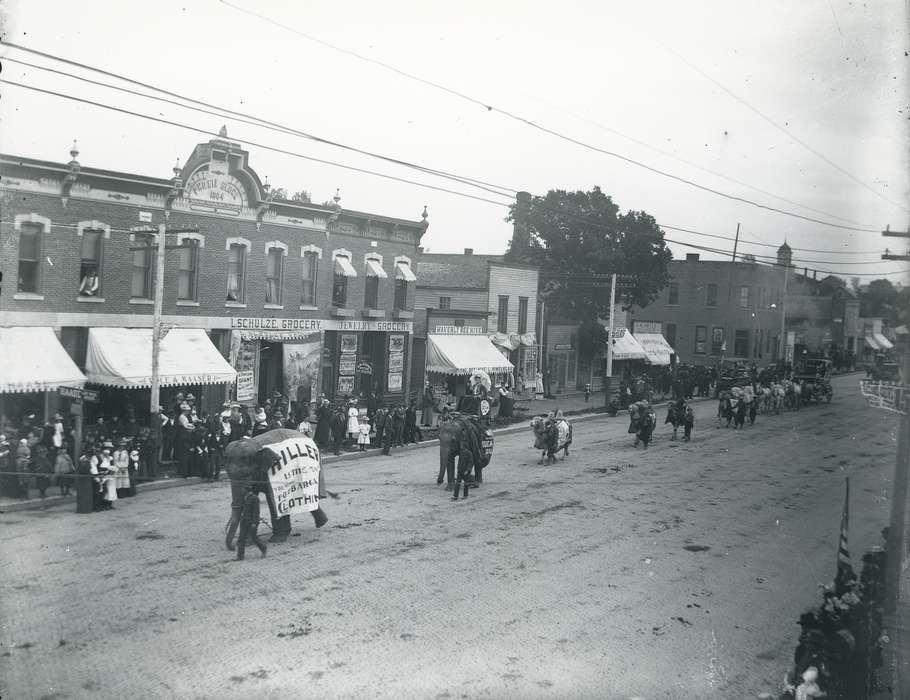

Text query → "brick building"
[0,131,426,420]
[410,249,539,398]
[628,244,859,366]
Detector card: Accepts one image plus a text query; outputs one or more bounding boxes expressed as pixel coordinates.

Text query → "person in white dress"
[113,440,131,497]
[91,444,117,509]
[346,400,360,445]
[357,419,371,451]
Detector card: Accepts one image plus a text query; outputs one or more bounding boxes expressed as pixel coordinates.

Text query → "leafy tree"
[505,186,673,320]
[270,187,288,200]
[291,190,312,203]
[859,278,897,318]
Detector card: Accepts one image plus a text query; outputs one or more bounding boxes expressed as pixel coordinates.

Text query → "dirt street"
[0,374,897,699]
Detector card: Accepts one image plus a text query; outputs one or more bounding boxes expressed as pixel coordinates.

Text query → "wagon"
[793,359,833,404]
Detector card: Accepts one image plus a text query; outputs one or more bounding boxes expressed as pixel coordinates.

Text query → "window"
[734,329,749,357]
[739,285,750,309]
[79,229,103,296]
[694,325,707,354]
[393,279,409,310]
[518,296,529,334]
[668,282,679,305]
[497,295,509,333]
[439,296,451,310]
[665,323,677,348]
[226,244,246,302]
[265,248,284,305]
[711,327,725,356]
[177,241,199,301]
[17,223,41,293]
[705,283,718,307]
[131,233,153,299]
[364,275,379,309]
[454,319,466,327]
[332,273,348,307]
[301,251,318,306]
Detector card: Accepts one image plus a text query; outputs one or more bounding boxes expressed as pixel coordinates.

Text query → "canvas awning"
[334,255,357,277]
[85,328,237,388]
[864,335,882,350]
[365,258,388,279]
[489,332,521,351]
[426,334,514,376]
[607,328,648,361]
[635,332,676,366]
[873,333,894,350]
[395,260,417,282]
[0,327,87,393]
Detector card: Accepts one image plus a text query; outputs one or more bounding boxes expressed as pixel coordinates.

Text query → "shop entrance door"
[258,341,284,406]
[557,353,568,389]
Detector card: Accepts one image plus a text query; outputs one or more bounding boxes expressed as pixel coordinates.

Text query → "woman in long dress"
[346,401,360,445]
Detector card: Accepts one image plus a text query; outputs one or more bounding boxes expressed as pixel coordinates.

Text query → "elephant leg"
[437,450,447,485]
[446,452,456,490]
[311,507,328,528]
[236,517,248,560]
[263,486,289,543]
[474,464,483,485]
[226,480,245,551]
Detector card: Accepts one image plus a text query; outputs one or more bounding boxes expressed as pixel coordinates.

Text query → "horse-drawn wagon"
[793,358,833,405]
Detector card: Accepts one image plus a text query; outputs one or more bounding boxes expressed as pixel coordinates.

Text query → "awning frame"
[334,255,357,278]
[395,260,417,282]
[365,258,388,279]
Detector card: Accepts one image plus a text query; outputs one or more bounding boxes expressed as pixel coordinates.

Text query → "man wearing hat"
[315,395,332,450]
[174,402,194,478]
[251,408,270,437]
[0,434,18,498]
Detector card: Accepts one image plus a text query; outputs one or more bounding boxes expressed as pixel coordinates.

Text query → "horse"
[717,392,734,428]
[783,380,802,411]
[530,415,572,465]
[664,400,686,441]
[635,409,657,448]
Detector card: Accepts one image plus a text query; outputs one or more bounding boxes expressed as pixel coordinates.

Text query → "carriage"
[793,358,833,405]
[714,360,751,397]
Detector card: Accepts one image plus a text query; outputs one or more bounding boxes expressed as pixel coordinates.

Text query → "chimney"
[417,246,424,255]
[686,253,700,262]
[464,248,473,256]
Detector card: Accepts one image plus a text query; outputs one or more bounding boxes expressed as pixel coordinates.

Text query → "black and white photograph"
[0,1,908,698]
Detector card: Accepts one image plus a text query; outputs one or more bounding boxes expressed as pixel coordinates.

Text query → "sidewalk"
[0,393,716,514]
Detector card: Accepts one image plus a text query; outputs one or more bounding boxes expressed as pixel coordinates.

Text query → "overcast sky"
[1,0,907,282]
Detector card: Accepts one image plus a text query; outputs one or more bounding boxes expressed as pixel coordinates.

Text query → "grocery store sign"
[229,317,411,333]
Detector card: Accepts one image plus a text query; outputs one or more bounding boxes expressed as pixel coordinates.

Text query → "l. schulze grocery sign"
[264,435,321,515]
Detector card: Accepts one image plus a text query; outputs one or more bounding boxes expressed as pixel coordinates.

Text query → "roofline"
[416,284,489,291]
[487,260,539,271]
[427,308,491,318]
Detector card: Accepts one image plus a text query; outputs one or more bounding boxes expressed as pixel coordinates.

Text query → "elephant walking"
[224,429,328,548]
[437,414,494,500]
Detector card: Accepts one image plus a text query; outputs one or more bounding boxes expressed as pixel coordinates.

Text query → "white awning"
[395,260,417,282]
[334,255,357,278]
[365,258,388,279]
[607,328,647,361]
[864,335,881,350]
[489,332,521,351]
[873,333,893,350]
[0,327,87,393]
[426,334,514,376]
[635,332,675,366]
[85,328,237,388]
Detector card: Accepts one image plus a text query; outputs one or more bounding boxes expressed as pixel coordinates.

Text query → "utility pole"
[779,261,789,363]
[727,222,740,303]
[604,273,617,408]
[150,221,167,439]
[879,226,910,696]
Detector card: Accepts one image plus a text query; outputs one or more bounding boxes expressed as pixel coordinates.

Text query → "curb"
[1,396,718,514]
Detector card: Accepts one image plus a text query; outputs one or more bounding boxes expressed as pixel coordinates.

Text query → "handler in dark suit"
[315,397,332,449]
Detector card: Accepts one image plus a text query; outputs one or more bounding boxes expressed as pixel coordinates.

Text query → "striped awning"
[86,328,236,388]
[395,260,417,282]
[873,333,894,350]
[0,327,87,394]
[426,334,514,376]
[334,255,357,277]
[607,328,648,361]
[365,258,388,279]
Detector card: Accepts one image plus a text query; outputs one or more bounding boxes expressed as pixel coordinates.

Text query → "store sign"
[388,353,404,372]
[228,317,412,333]
[356,362,373,375]
[554,344,572,350]
[633,321,662,335]
[339,354,357,375]
[389,334,405,353]
[433,325,484,334]
[387,372,403,392]
[59,386,99,403]
[236,370,255,402]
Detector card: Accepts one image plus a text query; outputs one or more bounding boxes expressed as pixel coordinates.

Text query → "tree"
[505,186,673,320]
[859,278,898,318]
[291,190,312,203]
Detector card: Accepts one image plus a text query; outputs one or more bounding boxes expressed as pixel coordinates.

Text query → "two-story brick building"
[628,244,857,366]
[410,249,539,398]
[0,130,426,421]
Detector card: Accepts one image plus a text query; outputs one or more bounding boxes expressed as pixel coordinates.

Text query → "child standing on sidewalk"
[357,417,371,452]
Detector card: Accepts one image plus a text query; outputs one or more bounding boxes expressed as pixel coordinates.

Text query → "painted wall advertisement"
[229,331,259,404]
[282,335,321,406]
[263,435,321,515]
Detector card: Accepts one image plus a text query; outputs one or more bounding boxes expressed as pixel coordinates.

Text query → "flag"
[835,476,854,593]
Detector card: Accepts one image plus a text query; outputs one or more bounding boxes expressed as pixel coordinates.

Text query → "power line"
[0,80,511,209]
[213,0,886,234]
[2,79,902,279]
[657,41,910,215]
[1,48,517,201]
[659,224,883,257]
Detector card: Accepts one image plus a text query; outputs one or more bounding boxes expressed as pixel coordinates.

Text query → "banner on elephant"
[263,436,321,515]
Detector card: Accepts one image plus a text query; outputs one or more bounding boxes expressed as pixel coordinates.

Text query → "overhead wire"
[213,0,887,234]
[1,77,903,278]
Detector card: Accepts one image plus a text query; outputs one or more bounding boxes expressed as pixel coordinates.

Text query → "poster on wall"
[230,331,259,404]
[337,375,355,396]
[389,334,405,353]
[283,336,321,407]
[236,371,256,403]
[388,352,404,372]
[387,372,402,392]
[339,353,357,375]
[341,334,358,353]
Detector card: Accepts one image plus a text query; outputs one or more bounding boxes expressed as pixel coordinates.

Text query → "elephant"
[224,428,328,549]
[437,413,494,500]
[530,416,572,464]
